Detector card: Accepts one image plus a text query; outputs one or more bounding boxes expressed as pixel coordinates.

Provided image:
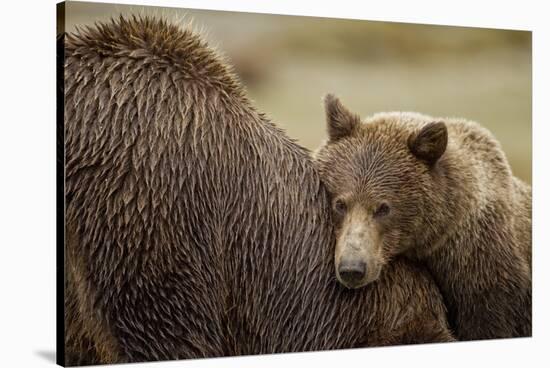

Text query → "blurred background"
[63,1,532,183]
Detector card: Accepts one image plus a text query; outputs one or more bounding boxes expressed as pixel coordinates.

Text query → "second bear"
[314,94,531,341]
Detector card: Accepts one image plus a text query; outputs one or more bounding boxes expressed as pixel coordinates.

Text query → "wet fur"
[315,98,532,341]
[63,16,454,365]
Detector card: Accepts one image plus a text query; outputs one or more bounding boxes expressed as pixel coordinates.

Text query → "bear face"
[315,94,448,289]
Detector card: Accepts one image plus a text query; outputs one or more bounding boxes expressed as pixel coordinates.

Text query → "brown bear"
[314,94,532,341]
[61,16,454,366]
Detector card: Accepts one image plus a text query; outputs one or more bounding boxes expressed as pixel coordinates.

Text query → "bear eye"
[333,199,347,216]
[373,203,390,218]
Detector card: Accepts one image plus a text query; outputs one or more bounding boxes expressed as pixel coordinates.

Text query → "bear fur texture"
[315,94,531,341]
[62,17,454,365]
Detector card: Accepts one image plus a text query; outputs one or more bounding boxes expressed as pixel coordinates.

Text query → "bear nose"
[338,260,367,287]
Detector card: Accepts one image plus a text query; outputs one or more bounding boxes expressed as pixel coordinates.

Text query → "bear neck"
[409,120,528,336]
[412,119,517,259]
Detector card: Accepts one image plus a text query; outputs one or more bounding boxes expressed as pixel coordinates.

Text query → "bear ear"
[324,94,361,142]
[408,121,448,166]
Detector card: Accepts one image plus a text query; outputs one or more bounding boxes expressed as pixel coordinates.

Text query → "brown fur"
[62,16,454,365]
[315,94,531,341]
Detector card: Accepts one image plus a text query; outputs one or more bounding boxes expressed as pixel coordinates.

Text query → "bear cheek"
[381,228,407,256]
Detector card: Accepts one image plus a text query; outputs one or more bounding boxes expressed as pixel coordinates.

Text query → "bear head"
[315,94,449,289]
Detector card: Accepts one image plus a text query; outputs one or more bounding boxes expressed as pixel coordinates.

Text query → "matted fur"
[63,16,454,365]
[315,95,532,341]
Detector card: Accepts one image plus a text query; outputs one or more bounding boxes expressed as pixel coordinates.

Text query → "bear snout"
[337,259,367,288]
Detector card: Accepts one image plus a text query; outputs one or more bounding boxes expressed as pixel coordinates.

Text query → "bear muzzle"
[337,259,367,288]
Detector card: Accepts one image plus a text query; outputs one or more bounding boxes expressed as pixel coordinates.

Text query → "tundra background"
[64,1,532,183]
